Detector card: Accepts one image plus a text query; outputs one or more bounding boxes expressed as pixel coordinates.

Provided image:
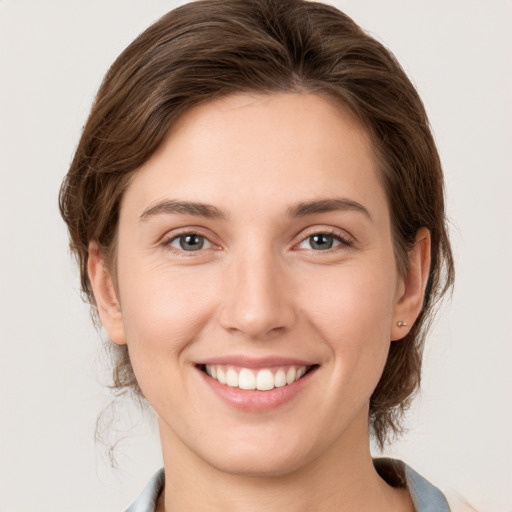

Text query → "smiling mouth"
[198,364,317,391]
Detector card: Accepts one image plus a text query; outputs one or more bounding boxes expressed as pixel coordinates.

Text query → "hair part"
[59,0,454,449]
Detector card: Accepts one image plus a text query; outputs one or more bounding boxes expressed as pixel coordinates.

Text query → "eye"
[297,232,351,251]
[167,233,213,252]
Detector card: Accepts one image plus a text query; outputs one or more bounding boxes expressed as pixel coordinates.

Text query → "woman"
[59,0,455,510]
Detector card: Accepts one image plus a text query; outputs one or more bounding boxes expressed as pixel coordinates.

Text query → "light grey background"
[1,1,510,511]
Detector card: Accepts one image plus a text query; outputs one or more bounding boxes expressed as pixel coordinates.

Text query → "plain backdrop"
[1,1,511,511]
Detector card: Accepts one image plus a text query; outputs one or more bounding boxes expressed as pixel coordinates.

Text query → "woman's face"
[94,93,412,476]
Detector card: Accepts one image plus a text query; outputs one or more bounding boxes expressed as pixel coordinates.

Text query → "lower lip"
[197,367,317,412]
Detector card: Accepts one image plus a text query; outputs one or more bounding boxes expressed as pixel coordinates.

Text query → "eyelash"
[295,230,354,252]
[163,231,215,254]
[162,228,354,255]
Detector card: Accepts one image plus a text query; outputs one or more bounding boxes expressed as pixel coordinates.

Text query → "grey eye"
[308,234,336,250]
[170,234,209,251]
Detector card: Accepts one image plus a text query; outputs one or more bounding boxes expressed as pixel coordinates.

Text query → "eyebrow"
[139,200,227,221]
[287,198,371,220]
[139,197,371,222]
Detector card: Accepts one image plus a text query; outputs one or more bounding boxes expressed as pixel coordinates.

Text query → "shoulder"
[124,469,165,512]
[374,458,451,512]
[445,493,480,512]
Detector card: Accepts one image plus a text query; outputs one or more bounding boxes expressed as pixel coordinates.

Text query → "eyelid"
[169,233,213,249]
[160,227,221,254]
[158,225,355,255]
[293,226,355,250]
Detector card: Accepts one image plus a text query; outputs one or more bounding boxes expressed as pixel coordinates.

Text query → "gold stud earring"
[397,321,408,327]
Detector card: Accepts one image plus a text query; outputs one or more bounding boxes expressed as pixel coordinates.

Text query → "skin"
[88,93,430,511]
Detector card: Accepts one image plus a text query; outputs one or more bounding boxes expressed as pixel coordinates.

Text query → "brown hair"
[59,0,454,448]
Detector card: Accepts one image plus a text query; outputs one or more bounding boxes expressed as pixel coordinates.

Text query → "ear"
[87,241,127,346]
[391,227,431,341]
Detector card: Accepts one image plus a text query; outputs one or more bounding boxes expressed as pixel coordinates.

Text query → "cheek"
[299,262,398,382]
[302,262,398,334]
[117,262,219,367]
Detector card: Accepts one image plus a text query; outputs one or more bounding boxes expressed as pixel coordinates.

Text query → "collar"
[126,458,450,512]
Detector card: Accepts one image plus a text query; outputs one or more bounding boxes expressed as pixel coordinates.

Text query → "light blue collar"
[126,459,450,511]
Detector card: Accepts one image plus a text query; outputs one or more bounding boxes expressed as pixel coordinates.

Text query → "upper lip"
[194,355,316,369]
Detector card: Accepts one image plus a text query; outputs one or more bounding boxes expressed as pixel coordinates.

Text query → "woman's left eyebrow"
[139,199,227,221]
[287,198,372,220]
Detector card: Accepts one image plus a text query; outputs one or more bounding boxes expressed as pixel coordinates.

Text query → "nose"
[219,248,296,340]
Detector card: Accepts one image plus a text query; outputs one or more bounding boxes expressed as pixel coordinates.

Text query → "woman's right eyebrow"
[139,199,227,221]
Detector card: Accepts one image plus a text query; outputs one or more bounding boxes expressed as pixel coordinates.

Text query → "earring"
[397,321,408,327]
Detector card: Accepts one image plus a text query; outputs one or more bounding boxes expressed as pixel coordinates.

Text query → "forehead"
[121,92,387,222]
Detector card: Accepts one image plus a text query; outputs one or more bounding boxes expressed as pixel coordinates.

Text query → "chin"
[209,452,310,478]
[196,431,320,478]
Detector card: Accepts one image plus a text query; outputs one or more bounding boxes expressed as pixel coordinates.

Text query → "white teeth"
[217,367,226,384]
[226,368,239,387]
[204,364,310,391]
[238,368,256,390]
[274,369,287,388]
[256,369,274,391]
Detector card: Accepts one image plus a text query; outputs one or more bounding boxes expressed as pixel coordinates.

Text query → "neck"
[157,412,413,512]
